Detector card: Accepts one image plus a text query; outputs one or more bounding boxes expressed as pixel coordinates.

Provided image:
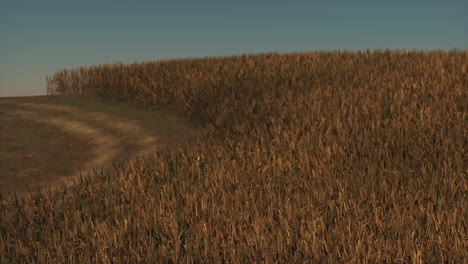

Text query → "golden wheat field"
[1,50,467,263]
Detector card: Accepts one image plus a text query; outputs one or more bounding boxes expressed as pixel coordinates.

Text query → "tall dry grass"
[2,50,467,263]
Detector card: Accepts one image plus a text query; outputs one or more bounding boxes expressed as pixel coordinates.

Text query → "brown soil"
[0,96,198,198]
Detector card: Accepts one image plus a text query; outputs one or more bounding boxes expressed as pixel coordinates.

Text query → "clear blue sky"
[1,0,467,97]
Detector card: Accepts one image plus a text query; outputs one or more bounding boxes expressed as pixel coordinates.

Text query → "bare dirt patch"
[0,96,198,198]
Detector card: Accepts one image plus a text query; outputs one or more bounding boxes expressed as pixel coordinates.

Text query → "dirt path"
[0,96,198,198]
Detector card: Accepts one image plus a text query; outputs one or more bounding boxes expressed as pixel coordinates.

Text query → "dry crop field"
[1,50,467,263]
